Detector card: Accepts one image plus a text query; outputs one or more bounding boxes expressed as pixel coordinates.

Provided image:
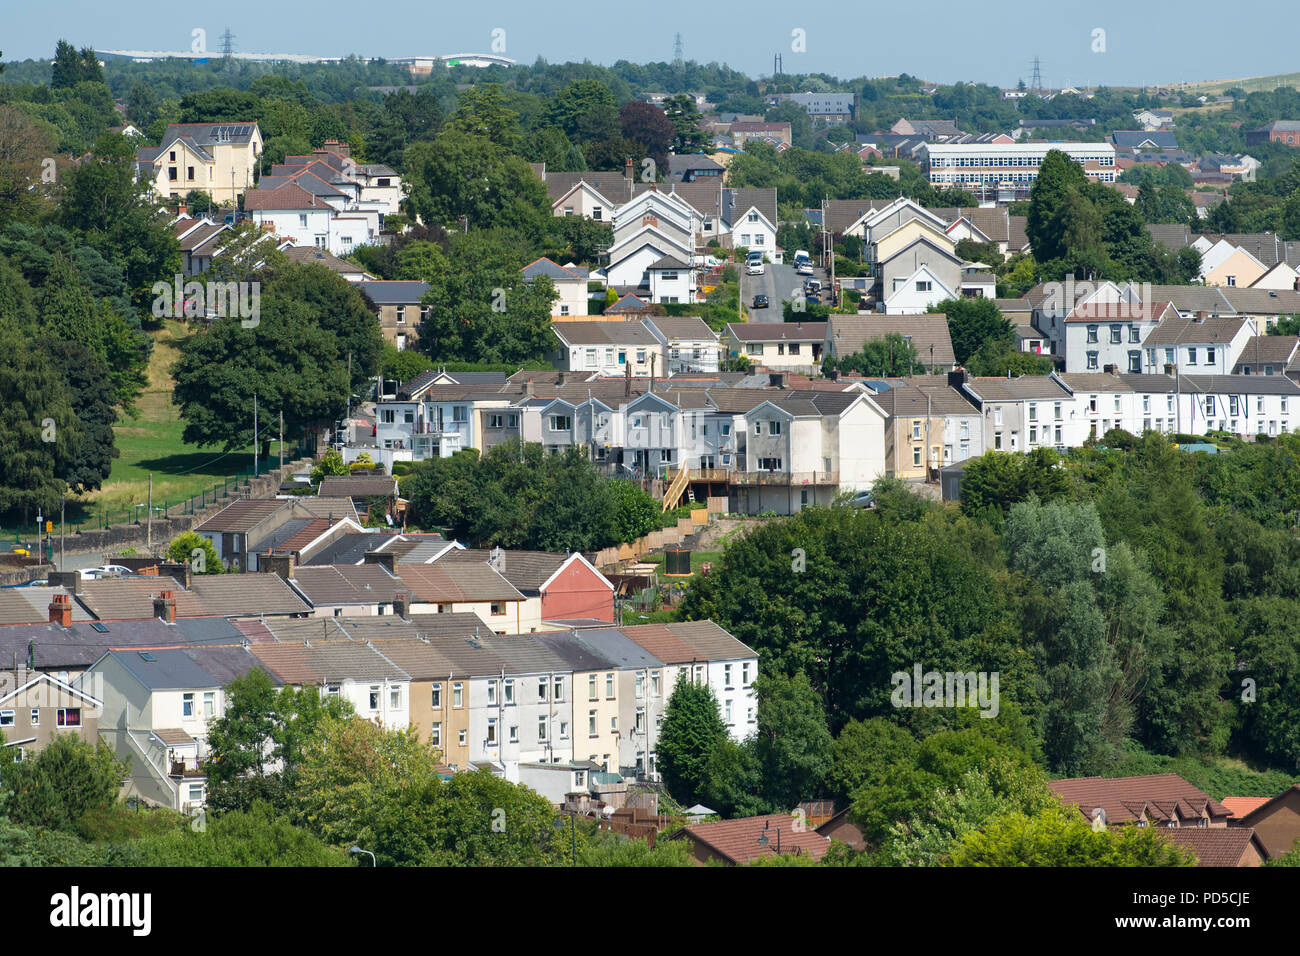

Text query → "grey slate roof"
[570,628,665,669]
[104,645,274,691]
[357,281,430,305]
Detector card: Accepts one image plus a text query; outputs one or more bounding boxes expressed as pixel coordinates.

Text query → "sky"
[3,0,1298,90]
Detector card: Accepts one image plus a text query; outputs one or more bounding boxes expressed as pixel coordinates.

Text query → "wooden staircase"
[662,468,690,511]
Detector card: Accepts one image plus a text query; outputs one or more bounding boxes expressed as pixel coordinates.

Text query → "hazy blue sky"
[4,0,1296,89]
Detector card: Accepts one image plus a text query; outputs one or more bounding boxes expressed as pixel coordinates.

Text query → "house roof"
[1160,827,1263,867]
[250,640,409,684]
[282,245,369,276]
[392,563,524,604]
[1049,774,1231,826]
[243,183,325,212]
[188,574,312,617]
[1221,796,1272,819]
[1142,316,1248,346]
[356,280,430,305]
[669,813,831,864]
[544,171,633,206]
[827,315,955,366]
[289,564,405,606]
[531,631,617,672]
[725,321,827,343]
[551,320,659,347]
[568,628,664,669]
[437,549,599,594]
[665,621,756,662]
[644,316,716,341]
[821,198,895,234]
[871,382,976,416]
[1236,784,1300,824]
[77,579,210,621]
[317,476,399,498]
[0,587,93,626]
[723,187,778,228]
[104,645,274,691]
[522,257,586,281]
[1233,335,1299,367]
[618,623,706,665]
[0,617,245,670]
[194,498,287,534]
[963,375,1071,401]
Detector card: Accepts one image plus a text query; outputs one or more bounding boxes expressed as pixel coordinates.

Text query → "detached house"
[358,280,429,349]
[136,122,263,205]
[522,258,591,318]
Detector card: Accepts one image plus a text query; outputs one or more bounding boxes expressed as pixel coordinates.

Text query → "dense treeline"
[667,433,1300,862]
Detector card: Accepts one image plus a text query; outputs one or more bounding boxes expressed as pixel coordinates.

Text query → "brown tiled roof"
[0,587,92,626]
[194,498,287,534]
[964,375,1072,401]
[1233,335,1299,367]
[250,640,409,684]
[77,579,209,621]
[1237,784,1300,824]
[243,183,325,211]
[290,497,360,523]
[393,564,524,604]
[1141,316,1248,347]
[725,321,827,343]
[366,636,467,680]
[827,315,955,366]
[439,549,599,594]
[317,476,399,498]
[665,620,756,662]
[617,623,703,665]
[872,383,976,417]
[153,728,196,746]
[670,813,831,864]
[1063,301,1175,324]
[189,574,312,617]
[278,518,333,553]
[1049,774,1231,826]
[1160,827,1261,867]
[288,564,404,606]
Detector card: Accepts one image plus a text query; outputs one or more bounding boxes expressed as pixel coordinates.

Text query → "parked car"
[804,278,822,294]
[805,292,821,305]
[752,293,770,309]
[846,490,876,509]
[78,564,133,580]
[795,260,814,276]
[747,259,765,276]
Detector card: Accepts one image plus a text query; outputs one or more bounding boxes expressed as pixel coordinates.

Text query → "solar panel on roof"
[90,622,109,633]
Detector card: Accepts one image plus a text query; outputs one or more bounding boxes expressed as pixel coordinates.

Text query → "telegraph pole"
[253,391,259,477]
[146,473,153,553]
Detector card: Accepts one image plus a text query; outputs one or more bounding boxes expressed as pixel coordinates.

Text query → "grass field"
[66,319,287,523]
[1171,72,1300,95]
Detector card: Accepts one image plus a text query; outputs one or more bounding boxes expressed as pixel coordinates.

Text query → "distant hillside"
[1170,72,1300,95]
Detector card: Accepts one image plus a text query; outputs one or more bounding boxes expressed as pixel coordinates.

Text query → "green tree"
[310,448,350,485]
[752,672,834,810]
[133,802,350,866]
[658,676,729,806]
[165,531,224,574]
[946,804,1196,866]
[3,736,126,834]
[937,297,1012,365]
[547,80,620,145]
[1026,149,1089,263]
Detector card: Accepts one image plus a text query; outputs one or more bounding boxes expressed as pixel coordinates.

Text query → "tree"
[206,670,351,813]
[658,676,729,806]
[447,84,520,150]
[580,830,693,866]
[960,449,1071,517]
[40,337,118,494]
[51,41,104,89]
[752,672,834,810]
[402,131,550,244]
[620,101,674,174]
[937,297,1012,365]
[0,330,81,517]
[310,449,350,485]
[1026,149,1089,263]
[3,736,126,834]
[822,333,922,377]
[946,804,1196,866]
[133,802,350,866]
[547,80,620,145]
[663,94,706,153]
[165,531,223,574]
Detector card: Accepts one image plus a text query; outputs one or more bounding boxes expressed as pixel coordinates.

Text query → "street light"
[349,846,376,866]
[756,819,782,855]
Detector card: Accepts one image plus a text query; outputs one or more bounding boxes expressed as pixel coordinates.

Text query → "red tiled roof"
[671,813,830,865]
[1049,774,1231,826]
[280,518,332,554]
[1160,827,1261,867]
[1221,797,1271,820]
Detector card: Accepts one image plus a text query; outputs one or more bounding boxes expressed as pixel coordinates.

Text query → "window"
[724,699,733,722]
[431,684,442,708]
[588,711,597,737]
[487,718,497,745]
[724,664,733,688]
[487,681,498,705]
[1028,404,1037,422]
[554,677,564,701]
[549,415,572,430]
[606,673,615,698]
[453,682,464,708]
[636,672,645,698]
[913,419,923,438]
[509,725,519,743]
[536,678,547,701]
[504,680,515,705]
[488,414,504,429]
[913,447,923,466]
[30,709,39,727]
[430,723,442,747]
[769,420,782,436]
[188,784,203,803]
[610,716,618,734]
[1188,347,1197,365]
[490,602,504,616]
[183,693,195,718]
[1207,347,1216,365]
[458,729,466,746]
[588,674,598,701]
[326,684,340,699]
[1129,351,1141,373]
[396,305,406,325]
[369,686,381,711]
[538,717,547,741]
[652,671,662,695]
[636,349,646,364]
[1054,402,1063,421]
[203,691,215,719]
[1129,325,1140,343]
[1109,325,1122,345]
[753,420,762,435]
[1087,325,1098,343]
[560,722,568,739]
[0,710,13,727]
[635,707,645,733]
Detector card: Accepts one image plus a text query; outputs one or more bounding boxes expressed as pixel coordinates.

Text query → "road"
[739,261,828,324]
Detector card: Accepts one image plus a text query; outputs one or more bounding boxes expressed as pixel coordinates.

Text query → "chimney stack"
[262,552,296,581]
[154,590,177,624]
[769,372,786,389]
[947,368,968,389]
[363,551,396,574]
[394,592,410,620]
[49,593,72,627]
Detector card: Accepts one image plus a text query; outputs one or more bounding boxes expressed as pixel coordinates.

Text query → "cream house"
[136,123,263,205]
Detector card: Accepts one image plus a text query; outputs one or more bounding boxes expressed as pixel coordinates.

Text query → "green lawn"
[65,320,287,524]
